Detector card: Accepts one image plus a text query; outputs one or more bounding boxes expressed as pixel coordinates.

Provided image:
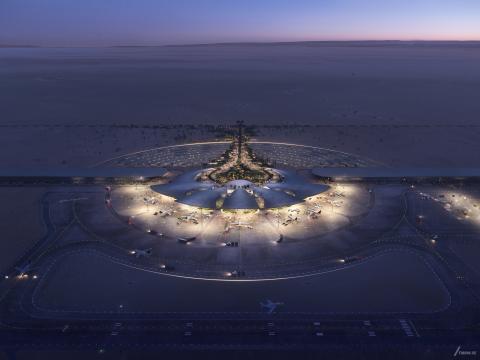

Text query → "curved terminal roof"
[177,188,226,209]
[0,167,168,178]
[312,167,480,180]
[223,189,259,210]
[152,169,329,210]
[98,141,378,169]
[255,186,298,208]
[225,179,254,188]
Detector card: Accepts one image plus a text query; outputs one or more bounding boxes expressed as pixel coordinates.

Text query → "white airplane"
[260,299,284,314]
[143,197,157,205]
[282,216,298,225]
[178,236,196,244]
[230,221,253,229]
[306,206,322,216]
[15,263,36,278]
[130,248,152,258]
[328,200,342,207]
[178,213,199,223]
[158,208,176,217]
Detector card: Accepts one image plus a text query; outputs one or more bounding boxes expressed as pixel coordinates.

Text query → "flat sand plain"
[1,42,480,167]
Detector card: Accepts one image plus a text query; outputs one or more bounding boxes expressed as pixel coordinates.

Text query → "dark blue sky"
[0,0,479,46]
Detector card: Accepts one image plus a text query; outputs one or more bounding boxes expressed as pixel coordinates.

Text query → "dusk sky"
[0,0,479,46]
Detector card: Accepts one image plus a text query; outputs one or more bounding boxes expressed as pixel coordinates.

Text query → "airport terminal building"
[0,167,168,185]
[312,167,480,183]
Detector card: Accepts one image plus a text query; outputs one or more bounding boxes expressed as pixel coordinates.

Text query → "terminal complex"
[152,121,328,211]
[2,122,480,351]
[108,122,368,258]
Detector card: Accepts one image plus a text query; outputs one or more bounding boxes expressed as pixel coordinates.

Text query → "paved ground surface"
[0,187,47,273]
[32,249,450,316]
[0,157,479,356]
[1,181,479,356]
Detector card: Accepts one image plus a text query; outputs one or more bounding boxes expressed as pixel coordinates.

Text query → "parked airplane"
[230,221,253,229]
[177,213,199,224]
[15,263,36,278]
[178,237,196,244]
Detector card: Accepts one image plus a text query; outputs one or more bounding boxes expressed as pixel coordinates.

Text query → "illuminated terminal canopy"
[152,169,328,210]
[152,125,329,210]
[0,166,168,184]
[312,167,480,182]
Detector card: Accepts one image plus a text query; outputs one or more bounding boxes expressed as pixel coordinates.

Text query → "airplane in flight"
[260,299,284,314]
[129,248,152,258]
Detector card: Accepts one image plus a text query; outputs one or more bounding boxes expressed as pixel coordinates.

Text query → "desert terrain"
[1,42,480,168]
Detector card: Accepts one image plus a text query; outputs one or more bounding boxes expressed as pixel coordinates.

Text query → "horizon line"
[1,39,480,49]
